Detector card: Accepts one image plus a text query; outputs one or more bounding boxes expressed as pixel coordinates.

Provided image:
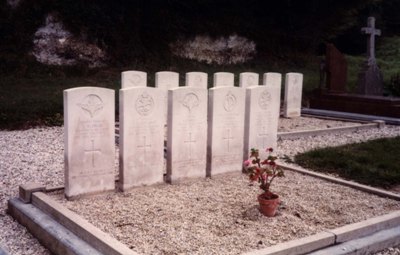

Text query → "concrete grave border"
[8,170,400,255]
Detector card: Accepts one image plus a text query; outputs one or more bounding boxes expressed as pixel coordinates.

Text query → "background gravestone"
[326,43,347,93]
[357,17,384,96]
[283,73,303,118]
[119,87,164,190]
[121,70,147,88]
[155,71,179,137]
[185,72,208,88]
[167,87,207,182]
[213,72,234,87]
[239,72,259,88]
[262,72,282,150]
[64,87,115,199]
[207,87,245,176]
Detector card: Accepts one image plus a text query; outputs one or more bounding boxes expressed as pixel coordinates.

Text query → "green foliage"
[294,137,400,188]
[0,67,119,130]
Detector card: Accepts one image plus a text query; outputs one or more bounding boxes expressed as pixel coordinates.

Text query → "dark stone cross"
[361,17,381,66]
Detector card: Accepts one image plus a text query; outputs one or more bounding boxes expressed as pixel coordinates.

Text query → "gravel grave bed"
[50,171,400,255]
[1,116,399,254]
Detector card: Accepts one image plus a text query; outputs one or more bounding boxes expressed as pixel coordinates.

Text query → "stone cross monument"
[361,17,381,66]
[357,17,384,95]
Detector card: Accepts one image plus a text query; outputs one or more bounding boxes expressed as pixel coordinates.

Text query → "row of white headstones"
[63,71,303,199]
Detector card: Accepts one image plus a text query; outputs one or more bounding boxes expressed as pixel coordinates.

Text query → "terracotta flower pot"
[258,192,280,217]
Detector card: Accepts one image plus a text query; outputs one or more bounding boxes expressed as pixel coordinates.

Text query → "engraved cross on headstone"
[137,136,151,165]
[84,139,101,168]
[258,126,269,149]
[184,132,196,161]
[361,17,381,66]
[223,129,234,152]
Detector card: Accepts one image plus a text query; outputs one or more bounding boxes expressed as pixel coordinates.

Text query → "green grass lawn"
[294,137,400,189]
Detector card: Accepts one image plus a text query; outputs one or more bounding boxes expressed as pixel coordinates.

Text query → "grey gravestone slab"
[213,72,234,87]
[167,87,207,182]
[121,71,147,88]
[185,72,208,88]
[64,87,115,199]
[119,87,164,190]
[283,73,303,118]
[357,17,383,96]
[239,72,259,88]
[207,87,245,176]
[244,85,281,160]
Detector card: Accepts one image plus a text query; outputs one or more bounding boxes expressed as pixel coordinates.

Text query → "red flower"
[266,147,273,152]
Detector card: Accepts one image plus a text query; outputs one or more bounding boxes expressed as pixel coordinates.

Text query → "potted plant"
[244,147,284,217]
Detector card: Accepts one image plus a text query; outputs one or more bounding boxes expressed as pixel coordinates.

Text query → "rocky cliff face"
[32,14,107,68]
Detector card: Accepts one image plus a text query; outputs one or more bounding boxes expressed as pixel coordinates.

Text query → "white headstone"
[167,87,207,182]
[213,72,234,87]
[185,72,208,88]
[262,72,282,150]
[121,71,147,88]
[283,73,303,118]
[239,72,259,88]
[119,87,164,190]
[244,85,281,160]
[63,87,115,199]
[155,71,179,123]
[207,87,245,176]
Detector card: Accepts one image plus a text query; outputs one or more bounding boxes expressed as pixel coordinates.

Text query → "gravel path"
[1,117,399,254]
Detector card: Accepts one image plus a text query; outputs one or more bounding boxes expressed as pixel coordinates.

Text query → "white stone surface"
[283,72,303,118]
[119,87,164,190]
[185,72,208,88]
[262,72,282,150]
[167,87,207,182]
[207,87,245,176]
[63,87,115,199]
[239,72,259,88]
[213,72,234,87]
[155,71,179,124]
[244,85,280,160]
[121,71,147,88]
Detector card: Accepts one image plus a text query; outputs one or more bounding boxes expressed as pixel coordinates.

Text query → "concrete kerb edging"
[242,231,335,255]
[277,163,400,201]
[31,192,138,255]
[242,212,400,255]
[10,174,400,255]
[277,123,379,140]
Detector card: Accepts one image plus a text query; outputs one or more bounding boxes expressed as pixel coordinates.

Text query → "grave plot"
[48,170,400,255]
[3,115,400,254]
[277,116,365,133]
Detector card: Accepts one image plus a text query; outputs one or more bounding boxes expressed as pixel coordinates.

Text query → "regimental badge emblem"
[223,91,237,112]
[181,93,199,113]
[129,74,142,86]
[79,94,104,118]
[258,90,271,110]
[135,92,154,116]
